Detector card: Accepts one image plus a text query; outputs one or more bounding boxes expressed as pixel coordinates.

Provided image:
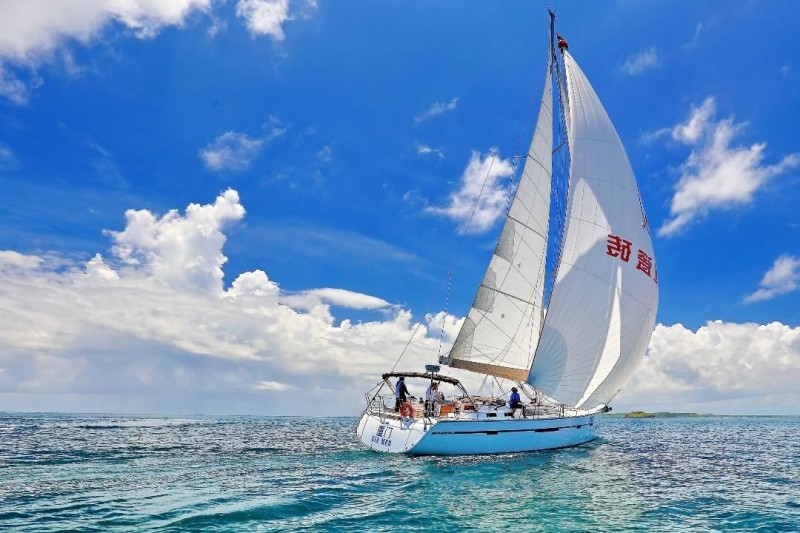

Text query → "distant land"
[607,411,798,419]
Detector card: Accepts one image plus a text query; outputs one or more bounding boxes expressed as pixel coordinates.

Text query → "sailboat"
[356,12,658,455]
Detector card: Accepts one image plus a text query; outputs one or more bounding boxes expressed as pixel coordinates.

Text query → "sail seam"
[477,282,544,308]
[505,214,547,241]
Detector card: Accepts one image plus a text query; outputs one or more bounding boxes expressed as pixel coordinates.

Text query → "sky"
[0,0,799,416]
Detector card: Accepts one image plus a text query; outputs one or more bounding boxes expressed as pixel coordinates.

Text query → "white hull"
[356,410,600,456]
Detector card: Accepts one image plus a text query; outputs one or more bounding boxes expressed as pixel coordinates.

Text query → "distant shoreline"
[608,411,798,419]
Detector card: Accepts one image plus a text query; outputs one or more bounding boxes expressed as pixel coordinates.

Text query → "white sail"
[444,59,554,381]
[527,50,658,408]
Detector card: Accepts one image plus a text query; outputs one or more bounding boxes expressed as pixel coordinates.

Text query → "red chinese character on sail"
[636,249,653,277]
[606,234,632,262]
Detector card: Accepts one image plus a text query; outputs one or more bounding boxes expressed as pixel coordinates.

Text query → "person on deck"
[394,377,410,412]
[509,387,523,417]
[425,382,438,417]
[433,386,445,416]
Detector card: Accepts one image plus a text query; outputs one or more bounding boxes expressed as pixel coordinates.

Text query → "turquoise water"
[1,414,798,532]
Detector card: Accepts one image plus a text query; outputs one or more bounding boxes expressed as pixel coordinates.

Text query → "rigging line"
[450,42,550,261]
[436,269,453,360]
[389,274,449,373]
[395,49,548,371]
[444,43,551,370]
[479,372,490,392]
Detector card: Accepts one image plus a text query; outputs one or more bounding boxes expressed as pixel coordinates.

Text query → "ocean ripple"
[0,413,798,532]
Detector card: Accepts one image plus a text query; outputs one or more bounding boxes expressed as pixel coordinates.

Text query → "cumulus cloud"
[0,190,464,415]
[0,250,43,270]
[619,47,659,75]
[0,0,211,63]
[3,190,797,415]
[426,148,514,234]
[424,311,464,342]
[109,189,245,294]
[659,97,800,236]
[743,254,800,303]
[414,97,458,124]
[617,321,800,414]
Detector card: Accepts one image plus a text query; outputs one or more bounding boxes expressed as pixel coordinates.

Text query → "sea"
[1,413,798,532]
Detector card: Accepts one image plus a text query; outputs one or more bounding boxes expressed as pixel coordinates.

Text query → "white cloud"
[0,0,212,103]
[671,97,715,145]
[424,311,464,343]
[200,131,265,172]
[414,97,458,124]
[317,145,332,163]
[0,65,30,105]
[638,127,670,146]
[659,97,800,236]
[0,141,17,169]
[744,254,800,303]
[256,380,296,391]
[0,1,318,104]
[426,148,514,234]
[200,118,287,172]
[235,0,316,40]
[85,253,120,281]
[1,191,799,415]
[0,190,466,415]
[264,114,288,141]
[108,188,245,294]
[616,321,800,415]
[416,143,444,159]
[682,23,703,50]
[0,0,212,63]
[282,288,391,312]
[0,250,43,270]
[619,47,659,75]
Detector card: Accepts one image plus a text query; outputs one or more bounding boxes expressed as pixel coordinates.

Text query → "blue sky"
[1,0,799,416]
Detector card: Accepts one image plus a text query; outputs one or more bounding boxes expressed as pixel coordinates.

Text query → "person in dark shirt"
[509,387,523,417]
[394,377,410,412]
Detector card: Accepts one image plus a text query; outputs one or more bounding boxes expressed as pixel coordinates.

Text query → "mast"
[542,10,572,312]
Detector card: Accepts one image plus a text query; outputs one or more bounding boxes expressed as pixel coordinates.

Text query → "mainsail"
[444,35,658,408]
[441,57,554,381]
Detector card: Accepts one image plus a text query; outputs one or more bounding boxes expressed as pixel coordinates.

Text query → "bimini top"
[381,372,462,386]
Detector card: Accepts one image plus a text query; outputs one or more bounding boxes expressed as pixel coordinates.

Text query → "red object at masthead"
[556,33,569,50]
